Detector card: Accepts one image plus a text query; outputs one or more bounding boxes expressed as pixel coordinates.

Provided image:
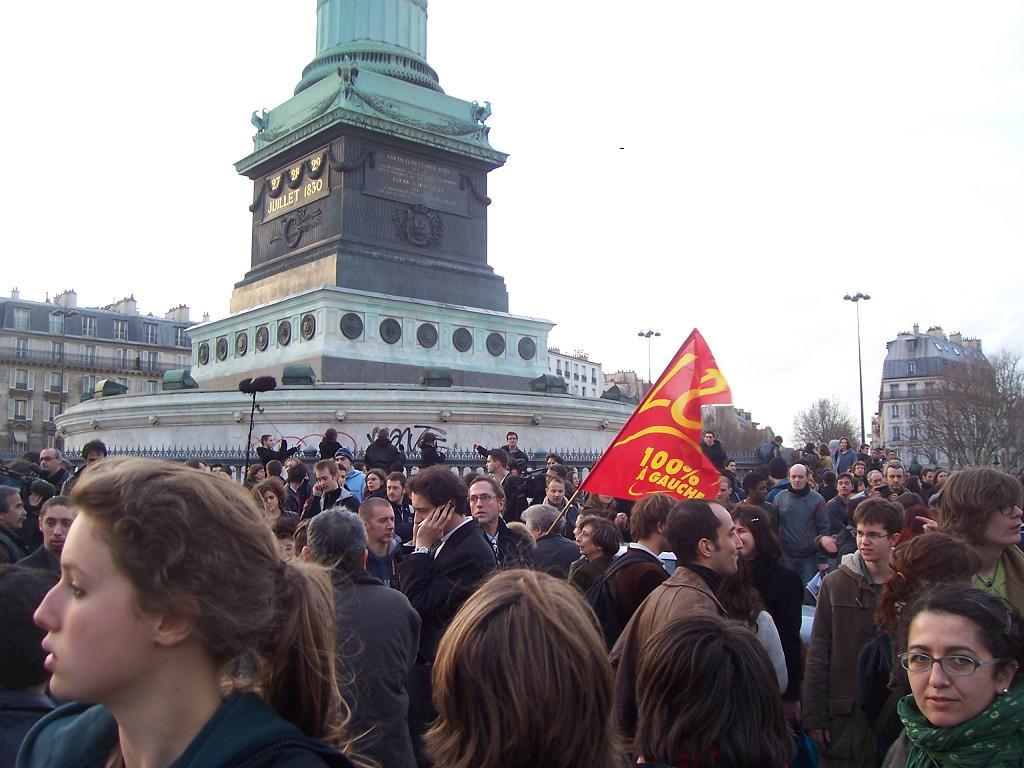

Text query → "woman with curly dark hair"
[859,532,980,760]
[731,503,804,722]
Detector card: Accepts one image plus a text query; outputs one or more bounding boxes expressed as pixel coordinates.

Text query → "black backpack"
[584,550,658,650]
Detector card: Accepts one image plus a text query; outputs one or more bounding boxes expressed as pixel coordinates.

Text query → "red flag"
[580,329,731,501]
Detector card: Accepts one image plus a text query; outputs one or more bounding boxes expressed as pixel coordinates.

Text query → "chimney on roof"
[202,312,210,323]
[10,287,19,300]
[164,305,190,322]
[927,326,945,340]
[949,331,962,346]
[112,296,138,315]
[54,290,78,309]
[913,322,919,335]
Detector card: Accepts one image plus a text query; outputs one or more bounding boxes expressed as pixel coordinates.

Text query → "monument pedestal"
[191,285,552,390]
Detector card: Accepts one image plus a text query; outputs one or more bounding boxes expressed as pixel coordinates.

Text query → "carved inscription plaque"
[364,150,469,218]
[261,150,330,223]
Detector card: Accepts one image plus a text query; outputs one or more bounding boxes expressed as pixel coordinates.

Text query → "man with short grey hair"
[302,508,420,768]
[523,503,580,578]
[38,448,71,492]
[774,464,831,585]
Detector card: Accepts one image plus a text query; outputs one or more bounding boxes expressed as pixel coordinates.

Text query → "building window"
[49,313,64,334]
[82,316,96,337]
[114,319,128,341]
[925,381,935,391]
[8,399,31,420]
[83,345,97,365]
[50,341,64,362]
[144,351,159,370]
[115,377,130,393]
[907,383,917,395]
[47,401,61,422]
[44,371,66,393]
[9,369,32,391]
[889,383,900,397]
[909,426,919,440]
[890,404,900,418]
[174,354,187,369]
[144,323,158,344]
[144,380,160,393]
[115,348,127,368]
[11,432,28,454]
[907,361,916,376]
[908,403,918,417]
[13,308,29,330]
[891,425,901,441]
[174,327,188,347]
[81,375,97,395]
[15,338,31,359]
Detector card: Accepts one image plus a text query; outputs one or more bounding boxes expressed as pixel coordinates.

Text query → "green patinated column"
[296,0,441,94]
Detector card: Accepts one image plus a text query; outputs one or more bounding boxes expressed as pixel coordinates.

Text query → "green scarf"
[898,684,1024,767]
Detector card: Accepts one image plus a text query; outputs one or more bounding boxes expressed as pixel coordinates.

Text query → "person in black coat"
[701,431,729,473]
[523,504,581,579]
[318,429,342,461]
[732,503,805,723]
[364,427,404,472]
[0,564,58,767]
[255,434,298,466]
[417,432,446,469]
[399,467,496,766]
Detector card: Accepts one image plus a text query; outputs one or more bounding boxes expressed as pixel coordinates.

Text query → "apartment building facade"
[1,290,195,454]
[876,323,983,466]
[547,348,604,398]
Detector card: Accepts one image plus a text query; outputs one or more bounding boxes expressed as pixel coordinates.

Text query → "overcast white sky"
[3,1,1022,439]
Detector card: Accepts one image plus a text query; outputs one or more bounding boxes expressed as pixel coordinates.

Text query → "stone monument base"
[54,384,631,458]
[191,285,553,391]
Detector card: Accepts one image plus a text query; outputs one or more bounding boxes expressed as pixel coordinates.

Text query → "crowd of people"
[1,428,1023,768]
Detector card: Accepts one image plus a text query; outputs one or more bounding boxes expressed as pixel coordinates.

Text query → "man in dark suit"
[399,466,496,765]
[523,503,581,579]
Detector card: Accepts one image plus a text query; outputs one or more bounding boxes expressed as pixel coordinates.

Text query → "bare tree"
[903,352,1024,470]
[792,397,860,449]
[702,406,771,458]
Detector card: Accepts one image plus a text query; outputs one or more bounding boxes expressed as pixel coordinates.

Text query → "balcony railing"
[0,348,179,374]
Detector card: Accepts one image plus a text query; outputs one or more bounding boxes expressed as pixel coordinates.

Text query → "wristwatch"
[413,546,430,555]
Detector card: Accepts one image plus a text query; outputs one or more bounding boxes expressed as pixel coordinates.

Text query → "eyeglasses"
[899,652,1007,676]
[855,530,890,540]
[997,505,1023,518]
[469,494,495,504]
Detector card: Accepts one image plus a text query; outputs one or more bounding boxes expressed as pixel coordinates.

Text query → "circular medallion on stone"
[301,313,316,340]
[379,318,402,344]
[340,312,364,340]
[417,323,438,348]
[255,326,269,351]
[235,332,248,356]
[518,337,537,360]
[452,327,473,352]
[486,332,506,357]
[197,342,210,365]
[215,337,228,361]
[278,320,292,347]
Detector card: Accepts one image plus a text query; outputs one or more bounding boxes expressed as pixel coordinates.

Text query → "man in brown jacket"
[611,499,740,739]
[803,498,902,768]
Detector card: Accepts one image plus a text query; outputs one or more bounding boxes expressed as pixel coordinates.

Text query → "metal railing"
[0,348,180,374]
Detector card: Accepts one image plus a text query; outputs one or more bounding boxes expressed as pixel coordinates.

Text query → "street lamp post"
[49,308,78,448]
[842,293,871,447]
[637,329,661,388]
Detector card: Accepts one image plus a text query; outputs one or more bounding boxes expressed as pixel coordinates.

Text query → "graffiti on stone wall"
[364,425,448,454]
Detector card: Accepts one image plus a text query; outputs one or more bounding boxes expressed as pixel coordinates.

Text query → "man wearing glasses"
[804,498,904,768]
[38,448,70,492]
[468,477,532,567]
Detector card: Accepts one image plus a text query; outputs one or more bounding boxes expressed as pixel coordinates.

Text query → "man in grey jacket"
[774,464,834,585]
[303,508,421,768]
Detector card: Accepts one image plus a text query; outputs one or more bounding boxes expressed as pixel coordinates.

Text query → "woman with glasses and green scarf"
[935,467,1024,613]
[882,583,1024,767]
